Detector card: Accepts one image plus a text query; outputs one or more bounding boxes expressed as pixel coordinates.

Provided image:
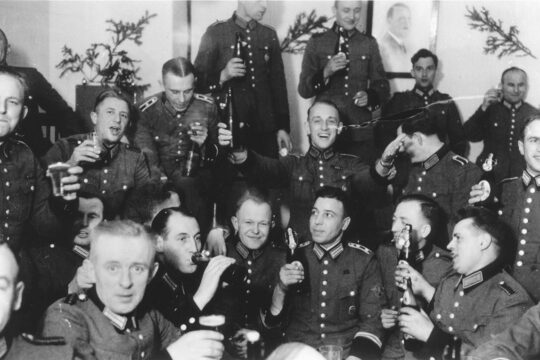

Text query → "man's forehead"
[0,74,25,99]
[237,199,271,218]
[79,197,104,211]
[314,197,344,212]
[503,70,527,83]
[524,119,540,137]
[309,104,339,119]
[0,244,18,281]
[92,235,154,262]
[336,1,362,10]
[414,57,435,67]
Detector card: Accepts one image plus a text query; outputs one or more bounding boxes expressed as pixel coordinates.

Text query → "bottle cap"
[245,330,260,343]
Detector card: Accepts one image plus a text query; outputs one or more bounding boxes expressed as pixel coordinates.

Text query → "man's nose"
[119,269,133,289]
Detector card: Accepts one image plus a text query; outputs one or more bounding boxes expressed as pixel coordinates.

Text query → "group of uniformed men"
[1,0,540,359]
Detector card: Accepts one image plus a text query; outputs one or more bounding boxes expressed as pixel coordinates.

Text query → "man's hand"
[353,91,368,107]
[204,227,227,256]
[230,328,251,358]
[482,88,501,111]
[395,262,434,302]
[217,123,232,147]
[67,259,95,294]
[188,122,208,147]
[276,130,292,156]
[278,263,304,290]
[167,330,224,360]
[381,307,399,329]
[323,53,348,79]
[381,133,407,165]
[398,307,434,342]
[220,58,246,83]
[61,166,83,201]
[193,256,236,310]
[468,181,490,204]
[68,140,101,166]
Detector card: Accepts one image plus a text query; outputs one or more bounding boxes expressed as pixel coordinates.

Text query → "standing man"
[464,67,538,183]
[379,49,466,156]
[194,0,291,157]
[134,57,218,231]
[298,0,389,159]
[0,28,84,156]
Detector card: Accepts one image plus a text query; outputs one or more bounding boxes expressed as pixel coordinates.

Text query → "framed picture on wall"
[368,0,440,92]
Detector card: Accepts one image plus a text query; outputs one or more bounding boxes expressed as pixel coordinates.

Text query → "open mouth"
[77,230,89,238]
[109,126,121,136]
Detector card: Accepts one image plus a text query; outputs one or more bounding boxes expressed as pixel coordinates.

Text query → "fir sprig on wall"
[465,6,536,59]
[281,10,330,54]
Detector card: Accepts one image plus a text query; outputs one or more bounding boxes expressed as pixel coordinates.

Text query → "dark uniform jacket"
[40,288,180,360]
[1,333,73,360]
[146,261,203,331]
[471,301,540,360]
[2,65,84,156]
[298,23,389,157]
[194,13,290,136]
[493,171,540,302]
[464,100,538,183]
[380,86,466,156]
[235,146,386,241]
[376,243,453,360]
[43,134,151,217]
[422,263,532,358]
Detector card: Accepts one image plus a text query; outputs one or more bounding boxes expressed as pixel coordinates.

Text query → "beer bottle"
[443,336,462,360]
[333,26,349,76]
[233,32,245,63]
[226,86,243,150]
[183,142,200,177]
[245,330,264,360]
[192,251,248,286]
[284,227,310,294]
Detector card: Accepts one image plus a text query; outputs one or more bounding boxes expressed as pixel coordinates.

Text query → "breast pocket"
[349,53,371,79]
[291,171,315,202]
[337,284,359,321]
[11,175,36,220]
[329,168,354,194]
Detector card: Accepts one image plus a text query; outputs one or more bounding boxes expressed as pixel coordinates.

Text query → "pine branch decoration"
[281,10,331,54]
[465,6,536,59]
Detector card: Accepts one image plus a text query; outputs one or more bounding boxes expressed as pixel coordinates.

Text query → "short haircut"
[93,88,132,114]
[314,186,351,218]
[411,48,438,68]
[457,207,516,266]
[400,108,444,141]
[501,66,527,84]
[307,99,341,120]
[0,69,29,101]
[234,186,272,215]
[151,206,196,238]
[397,194,448,246]
[387,2,410,19]
[0,242,20,283]
[89,220,155,260]
[162,57,196,78]
[122,183,179,225]
[519,113,540,140]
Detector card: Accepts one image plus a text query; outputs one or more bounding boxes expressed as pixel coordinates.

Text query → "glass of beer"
[47,162,70,197]
[198,314,226,333]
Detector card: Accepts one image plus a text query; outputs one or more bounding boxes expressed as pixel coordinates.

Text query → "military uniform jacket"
[381,87,466,155]
[284,241,385,358]
[134,92,219,183]
[464,100,538,183]
[298,22,389,127]
[1,333,73,360]
[194,12,290,134]
[423,263,532,358]
[376,243,452,360]
[43,134,151,217]
[237,146,385,240]
[495,172,540,302]
[40,289,180,360]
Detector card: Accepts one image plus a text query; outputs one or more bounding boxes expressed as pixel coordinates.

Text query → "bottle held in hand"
[192,251,248,286]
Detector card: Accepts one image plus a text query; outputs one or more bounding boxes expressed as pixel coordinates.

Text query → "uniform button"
[5,196,8,201]
[521,239,526,245]
[321,302,326,307]
[525,208,530,213]
[5,182,9,187]
[83,178,89,184]
[246,289,250,294]
[519,250,525,256]
[473,324,479,330]
[298,176,303,181]
[344,84,348,88]
[154,136,160,141]
[319,174,323,179]
[320,313,326,319]
[138,334,144,340]
[104,169,108,174]
[101,190,106,194]
[448,326,453,332]
[247,269,252,274]
[323,260,328,265]
[177,151,181,155]
[321,333,326,339]
[4,223,7,228]
[526,198,532,203]
[103,179,107,184]
[122,185,128,190]
[320,323,325,328]
[345,76,349,80]
[247,37,251,40]
[498,209,503,215]
[517,261,523,267]
[454,302,459,307]
[436,314,442,320]
[322,280,327,286]
[531,188,536,193]
[4,209,8,215]
[319,160,323,165]
[319,167,323,171]
[422,171,427,175]
[349,291,355,296]
[417,186,422,191]
[246,279,251,284]
[252,84,255,88]
[49,243,55,248]
[2,168,6,173]
[523,218,529,224]
[345,92,349,96]
[449,313,455,319]
[418,178,423,182]
[322,270,328,275]
[247,260,252,265]
[251,76,255,80]
[320,183,324,187]
[432,193,437,198]
[141,351,145,357]
[459,291,464,297]
[321,291,327,296]
[522,229,528,235]
[435,252,440,258]
[189,317,196,324]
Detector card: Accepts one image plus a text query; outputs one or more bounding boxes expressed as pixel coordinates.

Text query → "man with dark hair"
[376,109,481,222]
[298,0,389,159]
[470,114,540,302]
[464,67,538,183]
[378,194,452,360]
[266,186,385,359]
[134,56,219,231]
[379,3,411,73]
[394,206,532,358]
[121,182,181,225]
[0,28,84,155]
[378,48,465,156]
[194,0,291,158]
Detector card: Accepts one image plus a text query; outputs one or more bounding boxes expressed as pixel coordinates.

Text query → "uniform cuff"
[350,333,382,359]
[311,69,327,95]
[154,349,174,360]
[366,88,381,111]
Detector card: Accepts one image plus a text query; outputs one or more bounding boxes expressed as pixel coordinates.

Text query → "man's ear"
[420,224,432,239]
[90,111,98,126]
[156,235,165,253]
[149,262,159,282]
[304,121,311,135]
[231,216,239,234]
[21,105,28,120]
[13,281,24,311]
[341,216,351,232]
[479,233,493,251]
[518,139,524,156]
[413,132,423,145]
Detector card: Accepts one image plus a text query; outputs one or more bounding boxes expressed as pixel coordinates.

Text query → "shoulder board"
[138,96,158,112]
[298,241,311,248]
[209,19,227,28]
[348,242,372,254]
[259,22,277,32]
[21,333,66,346]
[499,176,520,185]
[339,153,359,159]
[123,142,142,153]
[194,93,215,104]
[451,154,468,166]
[63,292,88,305]
[432,251,452,261]
[498,281,516,296]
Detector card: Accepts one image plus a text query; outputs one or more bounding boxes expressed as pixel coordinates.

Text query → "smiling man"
[464,67,538,183]
[43,88,151,218]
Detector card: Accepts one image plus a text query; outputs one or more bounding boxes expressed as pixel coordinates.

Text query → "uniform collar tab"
[458,261,502,293]
[72,245,89,259]
[502,99,523,110]
[331,22,356,37]
[422,145,449,170]
[235,240,264,260]
[522,170,540,188]
[308,146,335,161]
[89,288,139,332]
[313,239,343,260]
[413,86,435,98]
[233,12,257,30]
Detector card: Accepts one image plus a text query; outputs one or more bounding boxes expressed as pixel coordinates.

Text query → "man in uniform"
[43,88,151,218]
[266,187,385,359]
[378,194,453,360]
[147,207,235,330]
[0,28,84,156]
[378,49,466,156]
[379,3,412,73]
[395,207,532,358]
[134,57,218,231]
[194,0,291,157]
[469,115,540,302]
[40,220,226,360]
[464,67,538,183]
[376,109,482,227]
[298,0,389,159]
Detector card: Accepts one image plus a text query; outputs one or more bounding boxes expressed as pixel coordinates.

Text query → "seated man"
[0,242,73,359]
[378,194,452,360]
[395,207,532,358]
[121,182,181,225]
[43,88,152,218]
[267,187,385,360]
[147,207,235,330]
[40,220,225,360]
